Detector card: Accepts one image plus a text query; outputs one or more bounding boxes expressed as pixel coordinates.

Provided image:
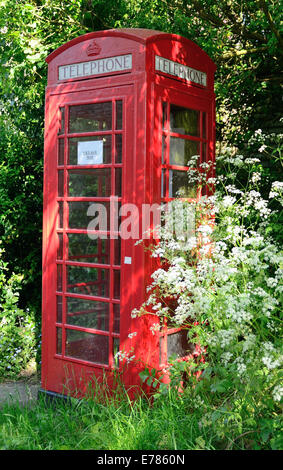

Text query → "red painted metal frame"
[42,29,216,398]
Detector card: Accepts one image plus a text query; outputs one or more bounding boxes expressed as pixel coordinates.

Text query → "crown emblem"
[86,40,101,56]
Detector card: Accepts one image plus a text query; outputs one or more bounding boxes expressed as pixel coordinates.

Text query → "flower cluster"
[134,135,283,411]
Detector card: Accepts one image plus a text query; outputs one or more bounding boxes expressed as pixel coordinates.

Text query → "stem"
[226,429,259,449]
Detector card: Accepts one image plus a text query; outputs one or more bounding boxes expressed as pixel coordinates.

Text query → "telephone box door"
[42,85,134,395]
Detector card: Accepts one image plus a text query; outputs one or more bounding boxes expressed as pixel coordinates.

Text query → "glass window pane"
[57,296,63,323]
[58,107,65,135]
[161,169,166,198]
[68,201,110,231]
[68,168,111,197]
[58,202,64,228]
[113,270,120,299]
[68,233,110,265]
[56,327,62,354]
[58,203,64,228]
[202,143,207,164]
[58,139,64,165]
[162,135,166,164]
[57,264,63,292]
[170,104,200,136]
[115,168,122,196]
[115,134,122,163]
[67,265,110,298]
[68,136,111,165]
[116,100,123,130]
[69,102,112,133]
[170,137,200,166]
[169,170,197,198]
[113,304,120,334]
[114,238,121,265]
[57,233,63,260]
[162,102,167,130]
[66,298,109,331]
[66,330,109,365]
[58,170,64,196]
[167,330,193,358]
[113,337,120,367]
[202,112,207,139]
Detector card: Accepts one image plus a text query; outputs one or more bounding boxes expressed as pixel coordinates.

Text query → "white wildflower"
[269,181,283,199]
[242,334,256,352]
[262,356,281,370]
[222,195,236,208]
[128,332,137,339]
[251,172,261,183]
[272,385,283,402]
[266,277,278,288]
[245,158,260,164]
[150,323,160,335]
[258,145,267,153]
[131,308,139,318]
[263,342,275,353]
[115,350,136,364]
[221,351,233,365]
[234,357,247,375]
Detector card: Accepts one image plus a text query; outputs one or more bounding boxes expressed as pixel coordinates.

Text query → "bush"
[0,246,37,379]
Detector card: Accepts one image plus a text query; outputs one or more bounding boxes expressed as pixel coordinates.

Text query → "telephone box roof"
[46,28,216,69]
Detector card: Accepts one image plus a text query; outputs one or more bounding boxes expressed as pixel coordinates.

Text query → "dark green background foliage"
[0,0,282,318]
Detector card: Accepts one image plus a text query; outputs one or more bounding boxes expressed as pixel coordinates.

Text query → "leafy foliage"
[0,247,36,379]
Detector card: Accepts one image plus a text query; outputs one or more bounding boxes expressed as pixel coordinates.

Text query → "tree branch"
[218,45,269,61]
[259,0,283,50]
[184,0,267,44]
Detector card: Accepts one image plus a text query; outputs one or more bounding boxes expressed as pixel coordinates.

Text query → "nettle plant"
[134,129,283,420]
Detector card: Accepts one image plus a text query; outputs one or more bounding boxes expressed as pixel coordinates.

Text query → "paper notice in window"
[77,140,103,165]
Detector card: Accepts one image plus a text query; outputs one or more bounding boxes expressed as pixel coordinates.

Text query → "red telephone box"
[40,28,216,400]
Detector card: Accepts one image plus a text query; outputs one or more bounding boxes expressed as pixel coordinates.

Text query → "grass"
[0,381,218,451]
[1,369,276,450]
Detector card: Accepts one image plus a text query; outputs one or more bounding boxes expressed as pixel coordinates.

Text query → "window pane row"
[67,135,122,166]
[162,139,207,167]
[164,103,206,140]
[58,201,122,231]
[58,134,122,165]
[162,170,197,198]
[56,264,120,299]
[57,234,121,265]
[56,296,120,333]
[58,101,122,135]
[58,168,122,198]
[56,327,120,366]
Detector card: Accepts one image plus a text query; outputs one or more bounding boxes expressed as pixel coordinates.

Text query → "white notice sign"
[77,141,103,165]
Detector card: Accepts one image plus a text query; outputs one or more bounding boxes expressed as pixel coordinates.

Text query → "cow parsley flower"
[150,323,160,335]
[272,385,283,402]
[258,145,267,153]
